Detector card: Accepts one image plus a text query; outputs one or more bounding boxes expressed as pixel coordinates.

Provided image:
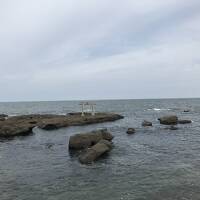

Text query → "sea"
[0,98,200,200]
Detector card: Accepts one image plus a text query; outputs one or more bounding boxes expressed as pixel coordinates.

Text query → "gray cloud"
[0,0,200,101]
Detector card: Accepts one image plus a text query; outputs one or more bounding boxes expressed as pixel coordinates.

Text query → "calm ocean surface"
[0,99,200,200]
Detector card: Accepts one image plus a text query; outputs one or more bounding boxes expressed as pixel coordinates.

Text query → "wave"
[147,108,171,111]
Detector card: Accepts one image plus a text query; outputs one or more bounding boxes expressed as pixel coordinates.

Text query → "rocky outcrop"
[178,120,192,124]
[158,116,178,125]
[0,114,8,118]
[142,120,152,127]
[0,114,8,121]
[79,140,113,164]
[69,129,113,150]
[0,125,33,137]
[0,113,123,137]
[126,128,135,134]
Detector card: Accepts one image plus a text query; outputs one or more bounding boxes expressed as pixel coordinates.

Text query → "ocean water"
[0,99,200,200]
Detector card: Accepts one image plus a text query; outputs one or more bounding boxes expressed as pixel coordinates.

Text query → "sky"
[0,0,200,102]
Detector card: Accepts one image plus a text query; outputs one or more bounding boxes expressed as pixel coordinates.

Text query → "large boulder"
[142,120,152,127]
[178,119,192,124]
[158,115,178,125]
[69,129,113,150]
[79,140,112,164]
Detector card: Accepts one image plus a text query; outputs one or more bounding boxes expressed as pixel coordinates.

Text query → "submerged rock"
[142,120,152,127]
[79,139,112,164]
[69,129,113,150]
[164,125,179,130]
[126,128,135,134]
[178,119,192,124]
[158,115,178,125]
[170,126,179,130]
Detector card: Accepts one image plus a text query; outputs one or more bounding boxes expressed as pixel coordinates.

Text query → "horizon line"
[0,97,200,103]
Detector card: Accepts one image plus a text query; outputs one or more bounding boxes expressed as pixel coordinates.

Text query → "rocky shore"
[0,113,124,137]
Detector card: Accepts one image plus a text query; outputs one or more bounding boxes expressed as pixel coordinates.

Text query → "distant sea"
[0,99,200,200]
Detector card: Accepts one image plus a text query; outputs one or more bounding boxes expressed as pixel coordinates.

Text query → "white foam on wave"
[8,114,18,117]
[148,108,171,111]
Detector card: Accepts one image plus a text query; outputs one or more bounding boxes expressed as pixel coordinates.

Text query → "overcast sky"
[0,0,200,102]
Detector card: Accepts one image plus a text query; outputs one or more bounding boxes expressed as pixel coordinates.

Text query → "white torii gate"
[79,102,96,116]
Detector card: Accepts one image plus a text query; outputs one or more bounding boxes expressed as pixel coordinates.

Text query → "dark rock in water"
[0,114,8,118]
[79,139,112,164]
[158,116,178,125]
[183,110,190,113]
[0,114,8,121]
[69,129,113,150]
[45,143,54,149]
[164,126,178,130]
[170,126,178,130]
[126,128,135,134]
[67,112,81,116]
[0,126,33,137]
[0,113,123,137]
[40,123,59,130]
[29,121,37,124]
[142,120,152,127]
[178,120,192,124]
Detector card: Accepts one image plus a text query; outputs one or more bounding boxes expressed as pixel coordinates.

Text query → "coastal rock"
[0,125,33,137]
[126,128,135,134]
[142,120,152,127]
[169,126,178,130]
[39,123,59,130]
[0,113,123,137]
[158,115,178,125]
[164,125,178,130]
[69,129,113,150]
[79,139,112,164]
[0,114,8,118]
[178,120,192,124]
[0,117,6,121]
[0,114,8,121]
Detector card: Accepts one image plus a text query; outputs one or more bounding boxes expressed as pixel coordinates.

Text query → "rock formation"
[0,113,123,137]
[79,139,113,164]
[69,129,113,150]
[142,120,152,127]
[178,119,192,124]
[158,116,178,125]
[126,128,135,134]
[0,114,8,121]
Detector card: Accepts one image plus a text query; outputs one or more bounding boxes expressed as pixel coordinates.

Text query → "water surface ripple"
[0,99,200,200]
